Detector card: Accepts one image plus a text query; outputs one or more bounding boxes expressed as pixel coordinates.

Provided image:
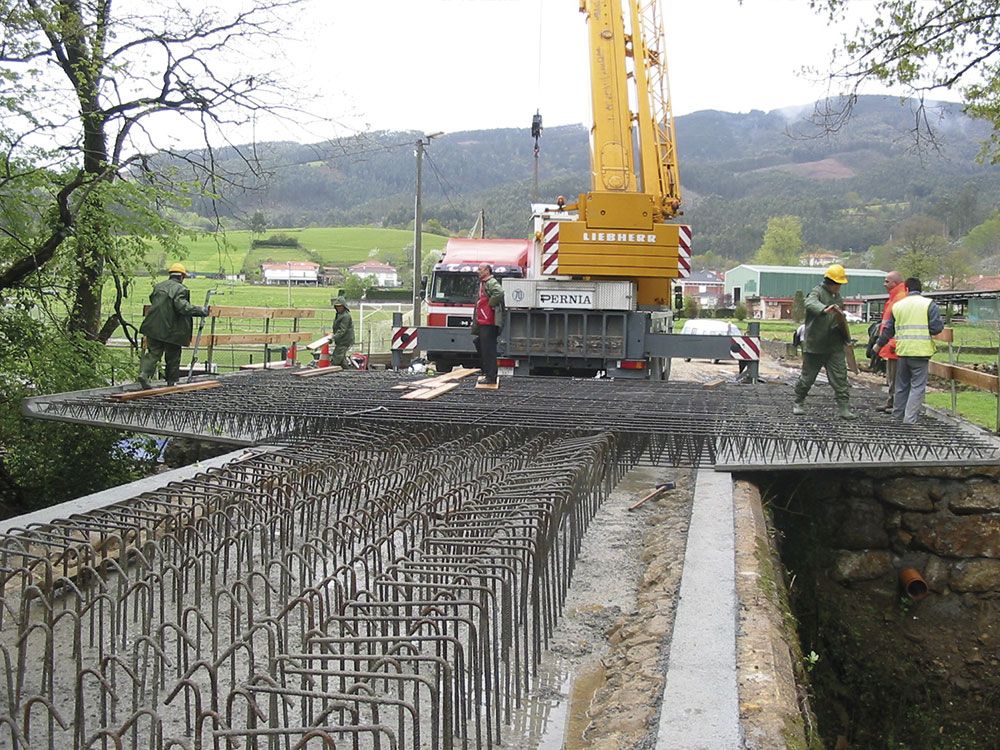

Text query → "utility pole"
[413,132,443,326]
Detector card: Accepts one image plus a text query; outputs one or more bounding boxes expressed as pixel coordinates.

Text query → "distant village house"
[800,251,841,268]
[261,261,320,285]
[674,270,725,309]
[349,261,399,287]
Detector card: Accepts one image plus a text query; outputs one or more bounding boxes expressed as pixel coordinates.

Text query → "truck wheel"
[431,359,454,374]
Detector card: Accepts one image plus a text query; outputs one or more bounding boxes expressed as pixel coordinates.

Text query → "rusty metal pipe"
[899,567,929,601]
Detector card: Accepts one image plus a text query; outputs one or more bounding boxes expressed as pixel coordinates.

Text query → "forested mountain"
[173,96,1000,266]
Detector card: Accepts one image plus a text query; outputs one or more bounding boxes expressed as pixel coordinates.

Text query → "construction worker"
[474,263,504,386]
[875,277,943,424]
[792,264,856,420]
[876,271,906,412]
[329,296,355,367]
[137,263,209,388]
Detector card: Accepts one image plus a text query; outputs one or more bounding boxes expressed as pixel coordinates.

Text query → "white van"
[680,319,741,363]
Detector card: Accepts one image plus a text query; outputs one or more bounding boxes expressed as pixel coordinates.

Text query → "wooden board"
[144,305,316,319]
[934,328,954,343]
[406,367,481,388]
[400,382,459,400]
[929,361,999,394]
[204,332,315,346]
[110,381,221,400]
[293,365,344,378]
[306,335,332,350]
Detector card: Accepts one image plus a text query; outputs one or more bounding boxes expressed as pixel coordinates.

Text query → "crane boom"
[529,0,689,306]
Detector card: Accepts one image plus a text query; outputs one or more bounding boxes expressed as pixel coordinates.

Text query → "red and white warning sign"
[729,336,760,360]
[391,327,418,351]
[677,225,692,278]
[541,221,559,275]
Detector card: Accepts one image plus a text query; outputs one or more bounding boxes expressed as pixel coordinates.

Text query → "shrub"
[735,303,748,321]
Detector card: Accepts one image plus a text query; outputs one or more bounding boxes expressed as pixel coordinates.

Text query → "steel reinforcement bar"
[23,370,1000,468]
[0,423,640,749]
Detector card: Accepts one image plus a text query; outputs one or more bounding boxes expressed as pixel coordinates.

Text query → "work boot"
[792,401,805,416]
[838,404,857,420]
[138,375,152,390]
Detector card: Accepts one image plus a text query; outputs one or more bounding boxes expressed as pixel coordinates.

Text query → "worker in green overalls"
[137,263,209,388]
[330,296,355,367]
[792,264,857,420]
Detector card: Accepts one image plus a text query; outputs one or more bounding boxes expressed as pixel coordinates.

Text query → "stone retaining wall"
[759,466,1000,748]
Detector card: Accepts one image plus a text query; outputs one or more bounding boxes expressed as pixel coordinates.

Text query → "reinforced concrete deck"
[22,369,1000,470]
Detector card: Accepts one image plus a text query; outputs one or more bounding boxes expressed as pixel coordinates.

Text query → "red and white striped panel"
[391,327,418,351]
[730,336,761,361]
[677,224,692,278]
[541,221,559,275]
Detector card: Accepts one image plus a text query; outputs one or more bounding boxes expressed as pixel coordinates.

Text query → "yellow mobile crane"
[499,0,733,380]
[406,0,759,379]
[555,0,688,305]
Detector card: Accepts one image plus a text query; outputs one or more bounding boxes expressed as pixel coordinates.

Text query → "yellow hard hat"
[168,262,187,276]
[824,264,848,285]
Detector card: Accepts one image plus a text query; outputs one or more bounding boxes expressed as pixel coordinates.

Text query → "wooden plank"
[110,381,221,401]
[205,332,315,346]
[934,327,954,343]
[401,382,459,400]
[306,334,332,350]
[408,367,481,388]
[144,305,317,319]
[293,366,344,378]
[930,361,1000,394]
[270,307,317,319]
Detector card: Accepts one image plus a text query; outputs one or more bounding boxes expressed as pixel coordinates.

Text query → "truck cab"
[425,238,529,371]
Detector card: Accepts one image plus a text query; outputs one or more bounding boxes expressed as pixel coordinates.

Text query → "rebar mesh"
[24,370,1000,468]
[0,424,644,749]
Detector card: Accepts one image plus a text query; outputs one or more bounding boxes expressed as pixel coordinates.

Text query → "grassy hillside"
[147,227,449,276]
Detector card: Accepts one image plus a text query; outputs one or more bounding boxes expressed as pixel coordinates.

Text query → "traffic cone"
[286,341,297,367]
[318,342,330,368]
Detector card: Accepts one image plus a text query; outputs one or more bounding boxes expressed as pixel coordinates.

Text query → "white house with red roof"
[261,261,320,285]
[349,260,399,287]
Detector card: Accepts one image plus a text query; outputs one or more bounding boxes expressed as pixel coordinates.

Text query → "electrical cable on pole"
[413,132,443,326]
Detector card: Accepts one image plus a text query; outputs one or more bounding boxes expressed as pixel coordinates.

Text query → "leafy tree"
[939,247,975,290]
[963,212,1000,259]
[791,290,806,323]
[0,0,304,341]
[811,0,1000,159]
[875,215,949,282]
[0,305,156,515]
[341,272,374,300]
[0,0,305,511]
[250,211,269,239]
[683,295,700,319]
[754,216,804,265]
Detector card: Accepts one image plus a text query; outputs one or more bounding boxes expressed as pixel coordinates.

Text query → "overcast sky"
[242,0,914,145]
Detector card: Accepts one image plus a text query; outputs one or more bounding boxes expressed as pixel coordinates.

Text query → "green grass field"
[145,226,449,275]
[926,391,999,432]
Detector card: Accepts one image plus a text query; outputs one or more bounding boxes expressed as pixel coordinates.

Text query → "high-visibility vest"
[892,294,935,357]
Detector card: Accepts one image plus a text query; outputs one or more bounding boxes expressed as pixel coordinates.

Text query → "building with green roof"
[724,264,887,319]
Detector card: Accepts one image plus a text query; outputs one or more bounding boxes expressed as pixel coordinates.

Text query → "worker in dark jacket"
[138,263,209,388]
[330,296,355,367]
[474,263,504,387]
[792,264,856,420]
[875,277,944,424]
